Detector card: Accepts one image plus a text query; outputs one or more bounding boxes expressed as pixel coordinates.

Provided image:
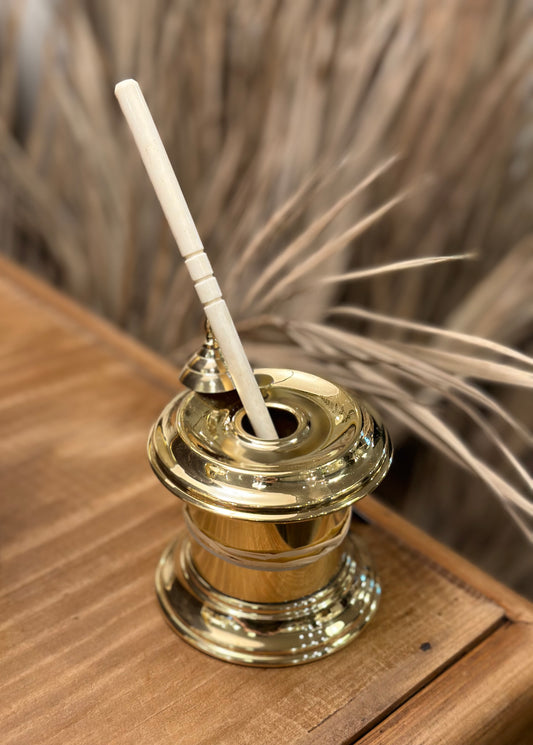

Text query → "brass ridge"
[184,506,352,571]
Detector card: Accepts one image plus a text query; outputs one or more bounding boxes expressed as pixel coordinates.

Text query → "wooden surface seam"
[300,614,507,745]
[356,620,533,745]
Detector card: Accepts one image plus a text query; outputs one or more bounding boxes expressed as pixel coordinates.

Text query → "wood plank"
[357,621,533,745]
[0,255,180,390]
[0,258,526,745]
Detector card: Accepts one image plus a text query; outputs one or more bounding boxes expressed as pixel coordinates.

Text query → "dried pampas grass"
[0,0,532,593]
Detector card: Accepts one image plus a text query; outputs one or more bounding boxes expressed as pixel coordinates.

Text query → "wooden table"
[1,257,532,745]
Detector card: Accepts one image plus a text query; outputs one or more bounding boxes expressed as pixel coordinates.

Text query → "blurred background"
[0,0,532,596]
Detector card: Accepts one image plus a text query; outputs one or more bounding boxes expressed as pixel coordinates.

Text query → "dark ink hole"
[420,641,432,652]
[242,407,299,438]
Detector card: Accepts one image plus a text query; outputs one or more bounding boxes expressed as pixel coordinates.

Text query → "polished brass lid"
[148,368,392,522]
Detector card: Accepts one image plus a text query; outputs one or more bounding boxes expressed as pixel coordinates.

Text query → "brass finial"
[179,323,235,394]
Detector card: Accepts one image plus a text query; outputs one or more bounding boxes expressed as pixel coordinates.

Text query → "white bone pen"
[115,79,277,440]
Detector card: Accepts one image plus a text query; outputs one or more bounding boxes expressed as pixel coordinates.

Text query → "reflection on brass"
[186,506,350,601]
[149,368,392,666]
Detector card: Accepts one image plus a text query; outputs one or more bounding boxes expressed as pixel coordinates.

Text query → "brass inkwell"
[115,78,392,667]
[148,332,392,666]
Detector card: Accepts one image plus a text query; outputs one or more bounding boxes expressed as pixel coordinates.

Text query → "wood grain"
[0,258,531,745]
[357,622,533,745]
